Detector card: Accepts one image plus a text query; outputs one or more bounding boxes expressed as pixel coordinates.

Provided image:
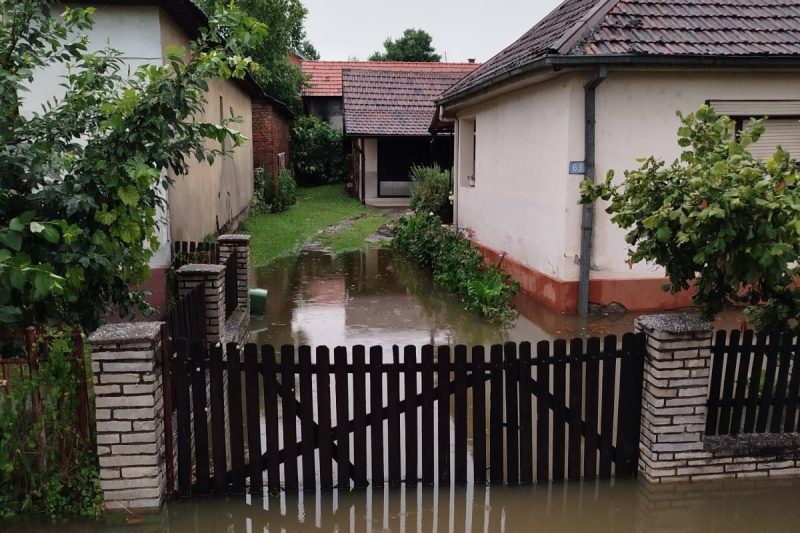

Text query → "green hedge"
[393,213,519,323]
[410,164,452,223]
[290,116,349,186]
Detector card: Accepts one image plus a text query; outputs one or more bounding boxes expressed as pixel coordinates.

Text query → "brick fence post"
[635,313,714,483]
[218,234,251,314]
[176,263,226,344]
[88,322,166,512]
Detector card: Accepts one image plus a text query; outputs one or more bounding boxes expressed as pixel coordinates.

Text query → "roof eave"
[439,53,800,108]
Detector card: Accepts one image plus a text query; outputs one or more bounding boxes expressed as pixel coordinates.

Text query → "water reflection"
[10,478,800,532]
[251,248,743,347]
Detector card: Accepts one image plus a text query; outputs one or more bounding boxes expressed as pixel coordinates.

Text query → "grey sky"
[302,0,563,62]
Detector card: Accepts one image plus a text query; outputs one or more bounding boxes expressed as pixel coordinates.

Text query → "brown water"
[250,248,742,347]
[7,477,800,532]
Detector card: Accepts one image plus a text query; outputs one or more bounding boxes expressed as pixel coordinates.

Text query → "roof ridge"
[552,0,622,54]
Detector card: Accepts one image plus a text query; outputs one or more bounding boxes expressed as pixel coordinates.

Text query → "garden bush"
[254,167,297,214]
[290,116,349,186]
[393,212,519,323]
[0,333,101,520]
[410,164,452,223]
[582,105,800,332]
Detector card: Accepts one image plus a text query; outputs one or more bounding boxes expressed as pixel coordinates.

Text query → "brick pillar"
[176,263,226,344]
[88,322,166,512]
[219,234,251,314]
[635,313,713,483]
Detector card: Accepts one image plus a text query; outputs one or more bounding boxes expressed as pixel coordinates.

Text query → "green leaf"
[118,186,140,206]
[1,232,22,252]
[9,270,26,290]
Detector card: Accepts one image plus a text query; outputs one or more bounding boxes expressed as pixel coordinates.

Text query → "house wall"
[454,75,578,300]
[304,96,344,130]
[252,98,291,178]
[159,9,254,242]
[364,138,379,199]
[591,70,800,283]
[19,5,173,310]
[453,69,800,313]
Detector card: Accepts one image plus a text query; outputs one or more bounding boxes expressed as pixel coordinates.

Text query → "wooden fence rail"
[707,330,800,436]
[171,334,645,496]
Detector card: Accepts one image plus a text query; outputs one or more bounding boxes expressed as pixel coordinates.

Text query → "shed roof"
[441,0,800,104]
[303,61,480,97]
[342,69,474,136]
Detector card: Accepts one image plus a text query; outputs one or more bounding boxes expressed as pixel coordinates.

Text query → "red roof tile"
[342,69,474,136]
[442,0,800,103]
[302,60,480,97]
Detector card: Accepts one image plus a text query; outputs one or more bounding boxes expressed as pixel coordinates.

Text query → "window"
[708,100,800,160]
[459,118,477,187]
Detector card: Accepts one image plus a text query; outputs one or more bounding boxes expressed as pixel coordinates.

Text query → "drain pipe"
[578,66,608,317]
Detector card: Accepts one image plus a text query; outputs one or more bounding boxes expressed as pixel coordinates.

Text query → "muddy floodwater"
[250,248,741,347]
[7,477,800,532]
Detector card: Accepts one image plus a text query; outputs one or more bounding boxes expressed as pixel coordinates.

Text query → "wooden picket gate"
[170,333,645,496]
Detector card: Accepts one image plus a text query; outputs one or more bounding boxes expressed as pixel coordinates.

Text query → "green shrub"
[264,169,298,213]
[253,168,297,214]
[410,164,452,223]
[0,332,101,520]
[290,115,349,186]
[393,213,519,323]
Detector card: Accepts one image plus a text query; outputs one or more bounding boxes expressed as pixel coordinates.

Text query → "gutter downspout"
[578,66,607,317]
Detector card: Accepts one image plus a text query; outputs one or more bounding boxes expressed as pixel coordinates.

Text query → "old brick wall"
[252,97,291,178]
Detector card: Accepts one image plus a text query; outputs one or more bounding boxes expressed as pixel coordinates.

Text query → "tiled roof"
[343,69,474,136]
[442,0,800,102]
[302,61,480,97]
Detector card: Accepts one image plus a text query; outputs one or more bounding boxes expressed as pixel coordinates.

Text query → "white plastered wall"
[589,69,800,281]
[454,74,579,280]
[455,69,800,284]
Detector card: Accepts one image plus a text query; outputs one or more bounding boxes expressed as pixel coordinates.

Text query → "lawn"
[242,185,388,266]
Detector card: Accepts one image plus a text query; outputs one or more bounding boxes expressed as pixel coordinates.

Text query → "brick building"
[252,95,293,178]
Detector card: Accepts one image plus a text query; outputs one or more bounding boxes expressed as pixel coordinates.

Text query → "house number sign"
[569,161,586,175]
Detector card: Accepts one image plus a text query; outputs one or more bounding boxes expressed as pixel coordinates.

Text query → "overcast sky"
[302,0,564,62]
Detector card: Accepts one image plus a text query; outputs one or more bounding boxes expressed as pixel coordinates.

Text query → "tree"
[581,105,800,332]
[200,0,315,111]
[290,116,349,186]
[297,39,319,60]
[369,28,441,62]
[0,0,264,331]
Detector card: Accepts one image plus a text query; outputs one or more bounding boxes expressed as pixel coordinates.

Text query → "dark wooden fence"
[171,334,645,496]
[224,250,238,319]
[164,283,206,344]
[706,330,800,436]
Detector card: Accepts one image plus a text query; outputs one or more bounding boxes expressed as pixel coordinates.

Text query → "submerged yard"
[242,185,391,266]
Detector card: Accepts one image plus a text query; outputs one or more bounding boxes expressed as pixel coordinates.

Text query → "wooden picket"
[707,330,800,436]
[172,335,646,496]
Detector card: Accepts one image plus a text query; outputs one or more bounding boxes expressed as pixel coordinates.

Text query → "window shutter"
[709,100,800,117]
[748,119,800,160]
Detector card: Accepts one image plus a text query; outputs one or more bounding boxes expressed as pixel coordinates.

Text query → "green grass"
[317,212,389,255]
[242,185,382,266]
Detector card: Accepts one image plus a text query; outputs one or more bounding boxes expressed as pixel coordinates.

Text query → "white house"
[21,0,271,311]
[437,0,800,314]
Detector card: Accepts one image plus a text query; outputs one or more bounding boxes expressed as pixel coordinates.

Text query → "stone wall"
[636,313,800,483]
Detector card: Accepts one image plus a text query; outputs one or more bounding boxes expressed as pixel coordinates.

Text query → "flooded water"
[7,477,800,532]
[250,248,742,347]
